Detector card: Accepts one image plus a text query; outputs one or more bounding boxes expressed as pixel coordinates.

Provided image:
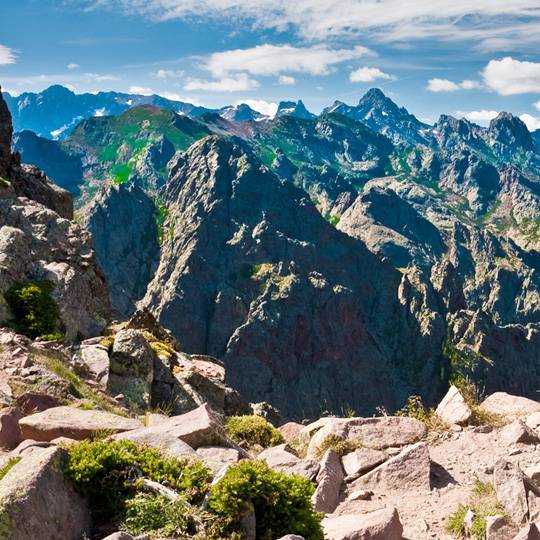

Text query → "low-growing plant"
[65,439,212,523]
[0,457,21,481]
[121,493,225,538]
[5,280,62,340]
[452,377,504,427]
[208,460,324,540]
[225,415,284,449]
[446,479,506,539]
[396,395,447,432]
[315,433,364,459]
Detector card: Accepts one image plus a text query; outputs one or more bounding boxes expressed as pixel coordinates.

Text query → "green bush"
[0,457,21,481]
[225,415,284,449]
[121,493,229,539]
[64,439,212,522]
[4,280,61,339]
[208,460,324,540]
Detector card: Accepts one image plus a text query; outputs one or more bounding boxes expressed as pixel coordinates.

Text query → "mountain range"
[6,84,540,417]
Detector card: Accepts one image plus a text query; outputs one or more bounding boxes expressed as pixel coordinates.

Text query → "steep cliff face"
[141,136,444,418]
[0,87,110,340]
[81,183,160,318]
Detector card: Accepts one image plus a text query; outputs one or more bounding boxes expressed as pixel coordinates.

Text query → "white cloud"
[203,44,373,77]
[129,85,155,95]
[278,75,295,85]
[235,99,278,117]
[483,57,540,95]
[93,107,107,117]
[519,113,540,131]
[350,67,395,83]
[67,63,80,69]
[427,78,481,92]
[456,109,499,124]
[84,72,119,82]
[0,44,16,65]
[155,69,184,78]
[535,100,540,111]
[85,1,540,49]
[184,74,259,92]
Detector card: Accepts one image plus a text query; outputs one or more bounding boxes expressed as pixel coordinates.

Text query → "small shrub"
[0,457,21,481]
[5,280,62,339]
[446,503,467,537]
[121,493,229,539]
[208,460,324,540]
[65,439,212,522]
[452,377,504,427]
[225,415,284,449]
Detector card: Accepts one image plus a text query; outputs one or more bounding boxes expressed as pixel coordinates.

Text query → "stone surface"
[322,508,403,540]
[101,534,135,540]
[18,405,142,442]
[501,420,540,445]
[485,515,518,540]
[493,459,528,525]
[512,524,540,540]
[196,446,240,473]
[351,442,431,491]
[108,329,155,411]
[481,393,540,419]
[341,448,388,481]
[0,406,22,449]
[312,449,344,513]
[15,392,59,414]
[279,422,304,443]
[115,403,236,451]
[307,416,427,458]
[0,446,91,539]
[436,385,472,426]
[258,443,300,469]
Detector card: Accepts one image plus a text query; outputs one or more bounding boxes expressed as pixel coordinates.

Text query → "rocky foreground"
[2,323,540,540]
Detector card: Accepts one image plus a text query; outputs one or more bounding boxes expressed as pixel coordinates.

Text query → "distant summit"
[275,100,316,120]
[324,88,430,145]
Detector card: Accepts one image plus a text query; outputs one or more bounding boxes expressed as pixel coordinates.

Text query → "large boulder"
[341,448,388,481]
[311,449,344,513]
[115,403,237,451]
[350,442,431,491]
[307,416,426,459]
[322,508,403,540]
[480,393,540,419]
[0,446,91,539]
[501,420,540,445]
[436,385,472,425]
[494,459,528,525]
[18,406,142,442]
[108,329,156,411]
[0,407,22,450]
[195,446,241,473]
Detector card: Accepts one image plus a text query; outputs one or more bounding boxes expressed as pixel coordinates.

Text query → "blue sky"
[1,0,540,127]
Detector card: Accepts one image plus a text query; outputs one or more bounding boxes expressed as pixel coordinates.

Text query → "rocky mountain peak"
[219,103,265,122]
[488,111,534,151]
[276,99,315,120]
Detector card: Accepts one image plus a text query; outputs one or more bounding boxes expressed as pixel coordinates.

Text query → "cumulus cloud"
[350,67,395,83]
[203,44,373,77]
[519,114,540,131]
[535,101,540,111]
[482,57,540,95]
[83,1,540,49]
[67,63,80,69]
[456,109,499,123]
[236,99,278,117]
[278,75,295,85]
[184,74,259,92]
[427,78,481,92]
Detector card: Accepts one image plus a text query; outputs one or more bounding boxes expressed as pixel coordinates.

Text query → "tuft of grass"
[225,415,284,450]
[0,457,21,481]
[446,479,506,539]
[315,434,365,459]
[35,351,127,417]
[396,395,447,433]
